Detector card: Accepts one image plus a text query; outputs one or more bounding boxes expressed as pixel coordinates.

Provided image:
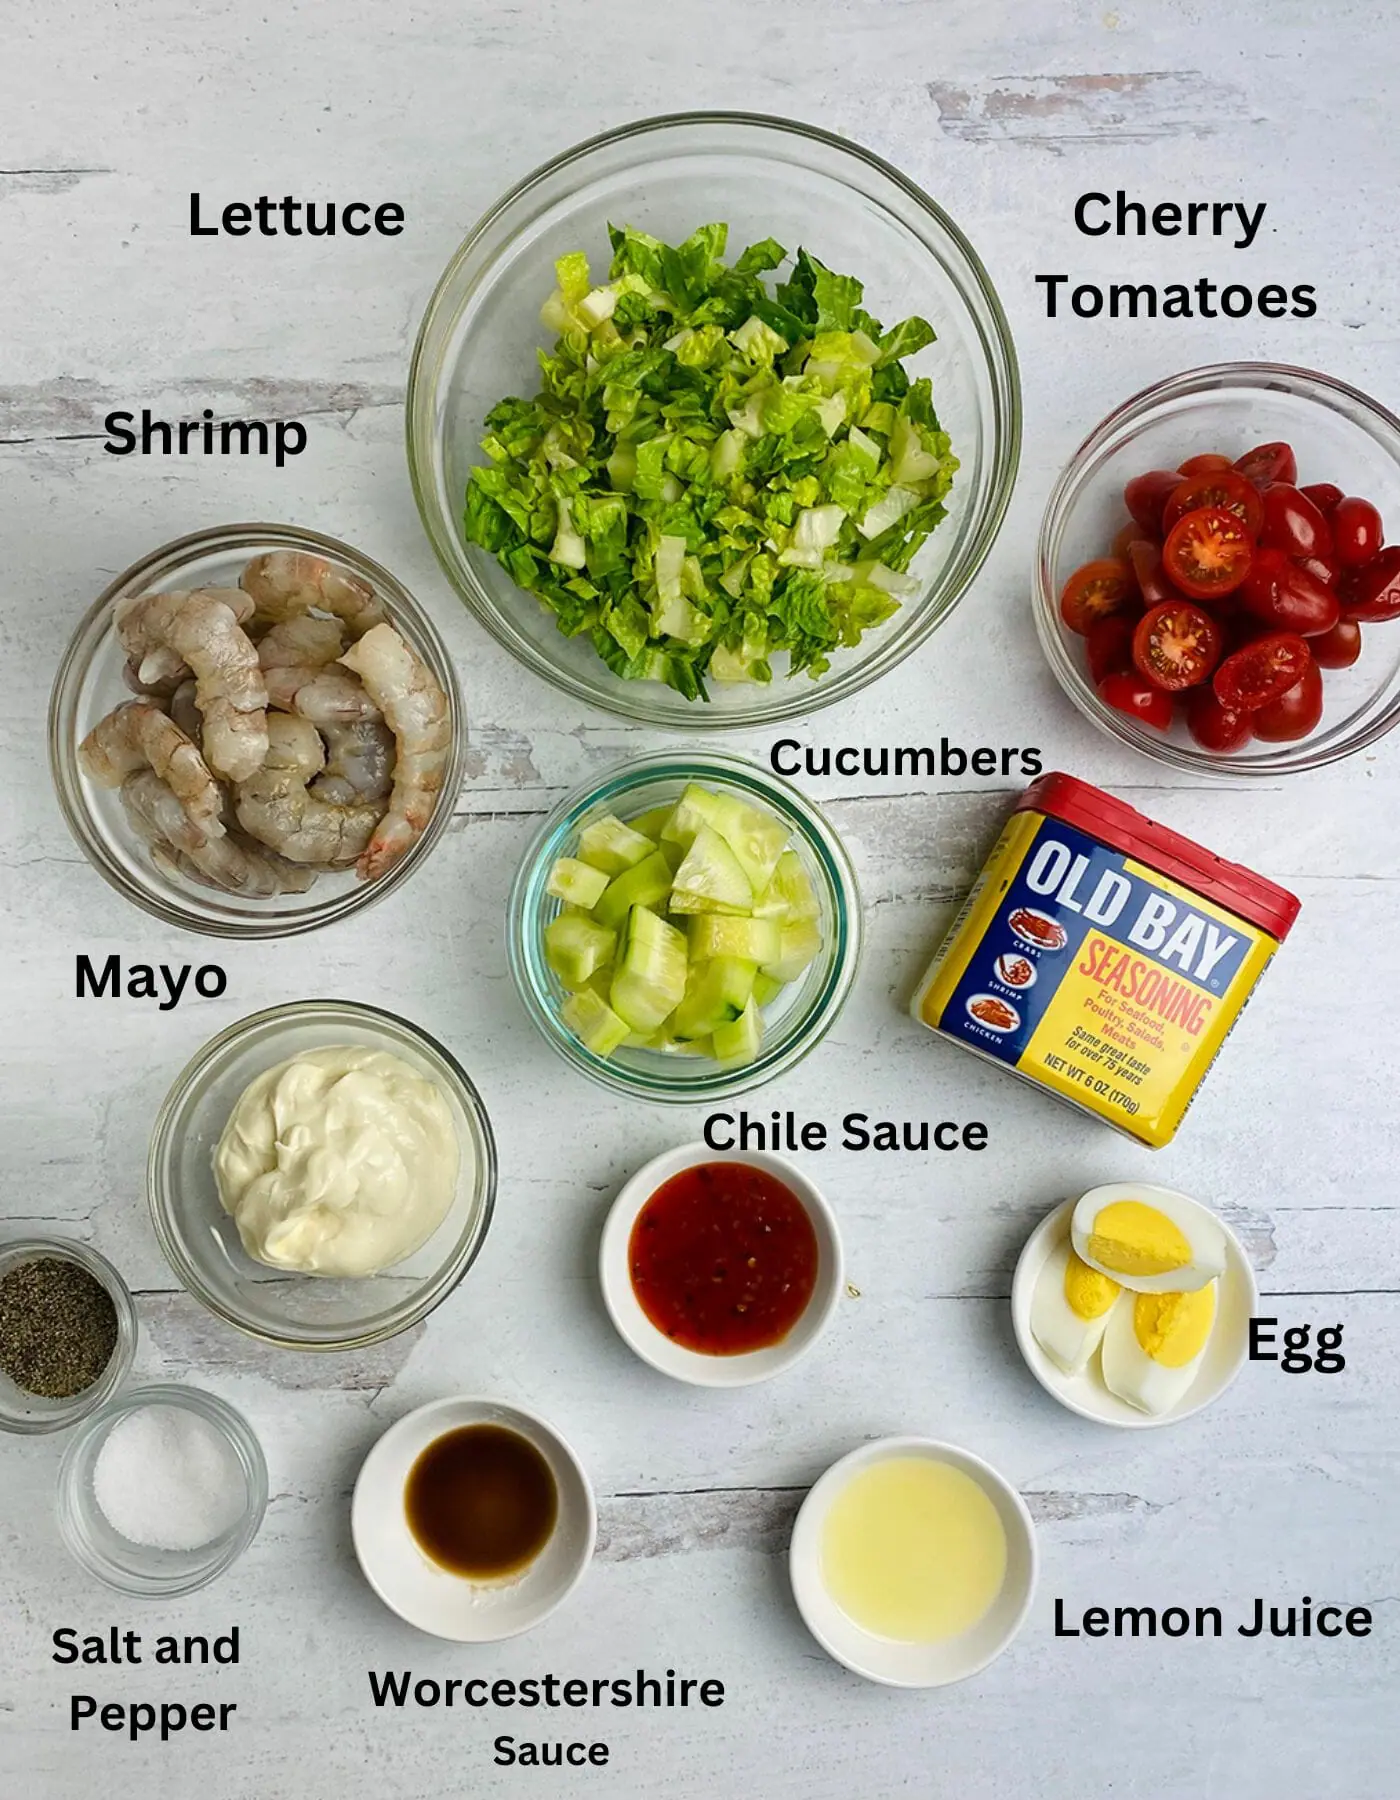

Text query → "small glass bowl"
[0,1239,137,1435]
[148,1000,497,1350]
[507,749,861,1102]
[57,1385,267,1596]
[49,522,466,937]
[1035,362,1400,775]
[407,110,1021,727]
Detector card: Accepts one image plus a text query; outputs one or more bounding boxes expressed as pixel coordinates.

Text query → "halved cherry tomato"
[1240,547,1339,636]
[1296,553,1340,587]
[1253,661,1324,741]
[1213,632,1312,711]
[1163,506,1255,599]
[1340,545,1400,621]
[1301,482,1344,516]
[1331,496,1383,568]
[1124,469,1185,537]
[1186,688,1253,753]
[1059,557,1135,633]
[1132,600,1223,691]
[1178,452,1233,475]
[1259,483,1333,560]
[1085,613,1136,684]
[1111,520,1150,566]
[1234,441,1297,489]
[1310,617,1363,669]
[1099,670,1173,730]
[1128,538,1181,608]
[1163,468,1265,538]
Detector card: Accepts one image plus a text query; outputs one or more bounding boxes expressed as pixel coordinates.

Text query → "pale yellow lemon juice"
[820,1457,1007,1643]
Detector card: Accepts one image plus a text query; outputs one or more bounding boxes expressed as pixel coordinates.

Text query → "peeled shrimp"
[240,551,386,637]
[313,717,396,805]
[114,588,267,783]
[79,701,224,841]
[337,622,451,880]
[256,615,382,726]
[121,770,315,896]
[168,678,203,743]
[234,712,382,867]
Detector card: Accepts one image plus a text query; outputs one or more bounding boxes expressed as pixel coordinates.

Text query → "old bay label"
[912,810,1280,1147]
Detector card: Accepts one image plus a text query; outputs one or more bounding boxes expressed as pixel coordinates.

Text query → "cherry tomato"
[1163,469,1265,538]
[1300,482,1344,516]
[1310,617,1363,669]
[1252,661,1324,742]
[1085,613,1136,684]
[1296,553,1340,587]
[1259,483,1333,560]
[1059,557,1135,634]
[1124,470,1185,537]
[1233,441,1297,489]
[1186,688,1254,753]
[1178,452,1233,475]
[1111,520,1150,566]
[1240,547,1340,636]
[1213,632,1312,711]
[1163,506,1255,599]
[1099,670,1173,731]
[1128,539,1181,608]
[1340,545,1400,621]
[1132,600,1223,691]
[1331,496,1383,568]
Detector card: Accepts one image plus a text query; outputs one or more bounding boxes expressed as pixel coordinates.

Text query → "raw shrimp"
[256,615,381,725]
[121,770,315,897]
[168,678,203,743]
[235,712,383,867]
[240,551,386,637]
[337,622,451,880]
[114,587,267,782]
[79,701,224,841]
[312,717,396,806]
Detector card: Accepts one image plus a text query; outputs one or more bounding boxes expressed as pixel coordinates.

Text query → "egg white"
[1100,1282,1217,1415]
[1029,1238,1124,1376]
[1070,1181,1226,1294]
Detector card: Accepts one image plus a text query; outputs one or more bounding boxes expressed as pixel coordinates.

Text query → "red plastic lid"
[1017,772,1300,941]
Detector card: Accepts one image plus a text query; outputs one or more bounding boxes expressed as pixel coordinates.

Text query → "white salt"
[93,1403,245,1550]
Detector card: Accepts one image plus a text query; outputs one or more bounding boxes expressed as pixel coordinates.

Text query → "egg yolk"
[1132,1286,1216,1367]
[1087,1201,1192,1276]
[1063,1251,1121,1320]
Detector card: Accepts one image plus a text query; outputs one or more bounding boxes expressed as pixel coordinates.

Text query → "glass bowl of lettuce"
[408,112,1020,725]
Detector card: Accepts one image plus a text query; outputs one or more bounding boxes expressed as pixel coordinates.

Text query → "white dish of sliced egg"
[1011,1184,1257,1430]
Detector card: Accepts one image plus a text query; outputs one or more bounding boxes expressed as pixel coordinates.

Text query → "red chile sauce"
[627,1161,819,1355]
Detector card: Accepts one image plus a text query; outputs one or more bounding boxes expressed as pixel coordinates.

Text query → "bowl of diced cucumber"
[507,750,861,1100]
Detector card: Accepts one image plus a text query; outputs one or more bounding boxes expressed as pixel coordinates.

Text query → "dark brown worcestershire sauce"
[404,1424,558,1578]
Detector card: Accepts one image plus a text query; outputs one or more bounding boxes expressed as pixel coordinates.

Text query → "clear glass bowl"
[49,523,466,936]
[147,1001,497,1350]
[407,110,1021,727]
[0,1239,137,1435]
[57,1385,267,1596]
[1035,362,1400,775]
[507,749,861,1102]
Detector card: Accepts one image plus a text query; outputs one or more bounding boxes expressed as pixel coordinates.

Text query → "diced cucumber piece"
[713,998,763,1066]
[610,906,688,1034]
[668,825,753,915]
[658,837,686,875]
[561,987,630,1057]
[577,813,657,874]
[545,912,616,988]
[688,914,781,965]
[660,782,725,849]
[672,956,757,1040]
[703,792,788,894]
[628,805,673,843]
[761,918,823,984]
[592,851,674,928]
[546,856,610,909]
[752,849,820,922]
[752,971,785,1007]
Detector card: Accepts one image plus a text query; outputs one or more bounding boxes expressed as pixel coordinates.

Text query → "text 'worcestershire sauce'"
[404,1425,558,1579]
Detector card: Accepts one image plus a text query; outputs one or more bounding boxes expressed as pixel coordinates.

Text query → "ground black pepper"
[0,1257,118,1398]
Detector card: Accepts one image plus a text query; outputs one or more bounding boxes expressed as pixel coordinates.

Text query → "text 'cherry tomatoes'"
[1099,670,1173,731]
[1241,547,1340,636]
[1213,632,1312,711]
[1163,506,1254,599]
[1163,468,1265,538]
[1341,545,1400,621]
[1187,688,1254,753]
[1331,496,1384,568]
[1133,600,1223,692]
[1059,557,1135,633]
[1234,441,1298,489]
[1253,662,1325,742]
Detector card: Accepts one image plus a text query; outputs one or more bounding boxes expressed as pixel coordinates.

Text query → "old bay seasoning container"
[911,773,1300,1147]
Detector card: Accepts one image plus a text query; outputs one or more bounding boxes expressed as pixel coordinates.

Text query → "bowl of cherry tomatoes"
[1035,363,1400,774]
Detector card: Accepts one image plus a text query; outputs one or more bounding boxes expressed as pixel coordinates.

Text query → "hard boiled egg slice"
[1101,1282,1217,1415]
[1030,1239,1124,1376]
[1070,1182,1226,1294]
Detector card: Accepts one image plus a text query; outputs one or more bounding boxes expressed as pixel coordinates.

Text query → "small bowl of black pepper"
[0,1239,137,1434]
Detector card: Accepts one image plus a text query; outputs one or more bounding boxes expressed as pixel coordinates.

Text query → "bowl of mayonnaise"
[147,1000,497,1350]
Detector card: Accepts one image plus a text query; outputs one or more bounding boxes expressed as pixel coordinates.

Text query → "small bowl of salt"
[57,1385,267,1596]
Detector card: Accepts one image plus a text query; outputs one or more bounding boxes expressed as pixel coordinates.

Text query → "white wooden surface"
[3,3,1399,1796]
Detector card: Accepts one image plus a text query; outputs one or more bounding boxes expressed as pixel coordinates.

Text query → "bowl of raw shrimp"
[49,524,465,937]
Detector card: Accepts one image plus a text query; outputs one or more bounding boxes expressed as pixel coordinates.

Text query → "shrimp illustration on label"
[994,953,1037,990]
